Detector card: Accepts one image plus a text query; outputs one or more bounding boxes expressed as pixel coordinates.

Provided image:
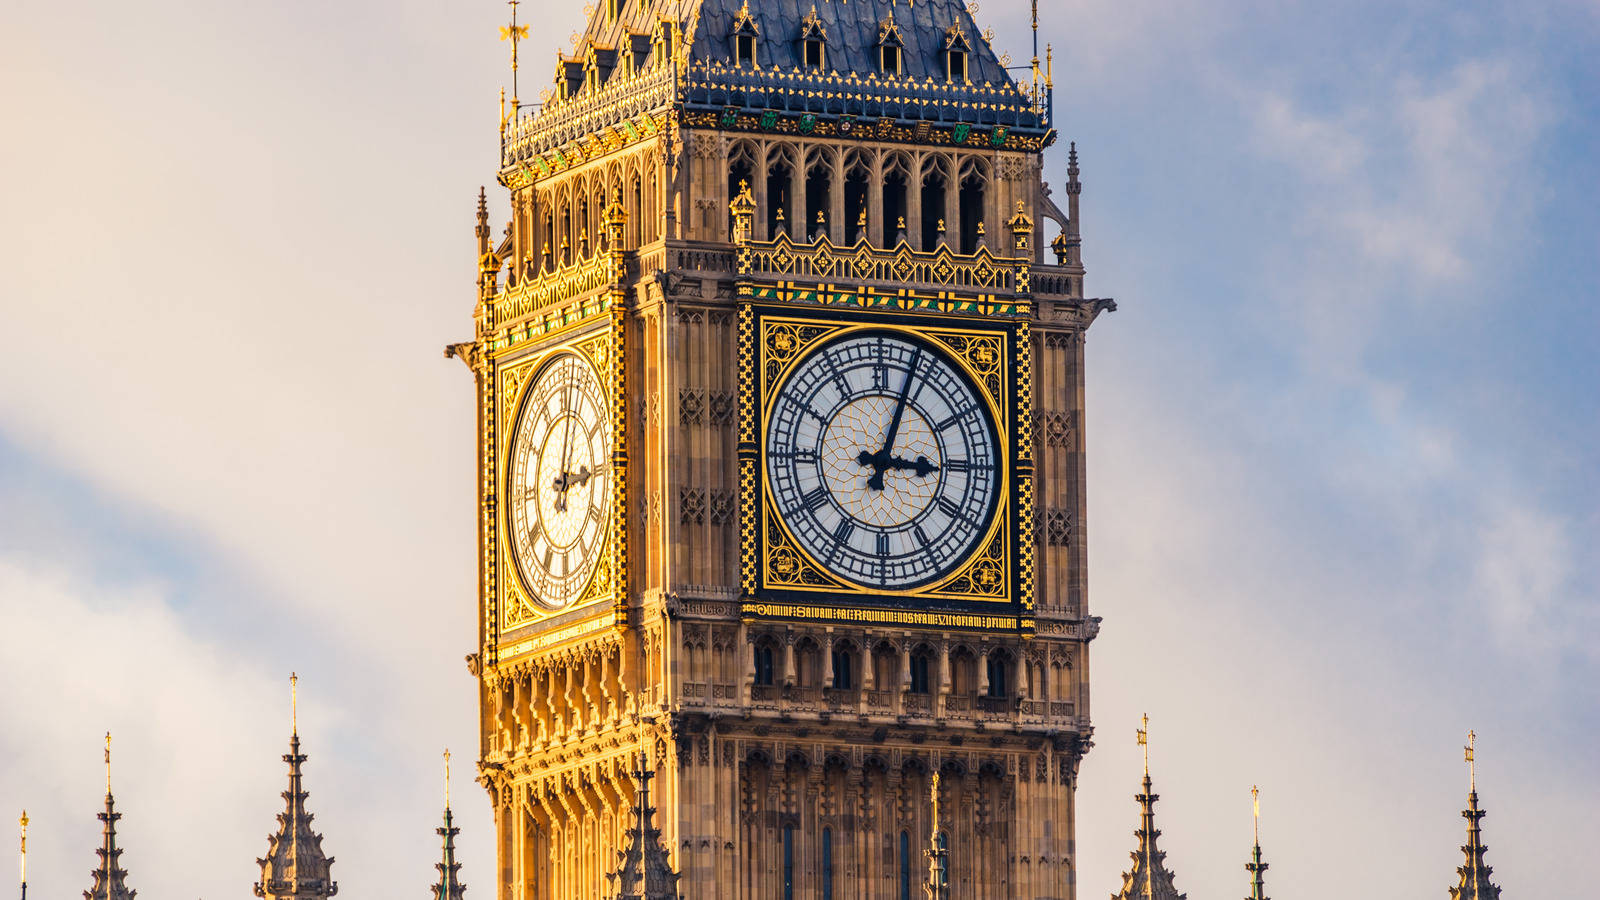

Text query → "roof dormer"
[943,25,972,83]
[730,0,760,68]
[799,5,828,70]
[876,12,905,76]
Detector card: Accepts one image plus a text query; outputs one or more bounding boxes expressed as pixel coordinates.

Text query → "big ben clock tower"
[453,1,1113,896]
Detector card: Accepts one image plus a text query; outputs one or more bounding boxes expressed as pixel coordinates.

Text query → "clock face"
[765,331,1001,590]
[507,352,612,612]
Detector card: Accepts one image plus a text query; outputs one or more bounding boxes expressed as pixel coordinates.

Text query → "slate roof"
[570,0,1013,85]
[687,0,1012,84]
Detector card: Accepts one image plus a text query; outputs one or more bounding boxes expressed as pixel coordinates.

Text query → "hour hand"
[884,454,939,477]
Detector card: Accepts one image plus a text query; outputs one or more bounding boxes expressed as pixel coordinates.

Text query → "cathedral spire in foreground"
[256,674,338,900]
[1244,787,1268,900]
[85,733,135,900]
[1451,732,1501,900]
[433,750,465,900]
[1111,715,1187,900]
[606,752,679,900]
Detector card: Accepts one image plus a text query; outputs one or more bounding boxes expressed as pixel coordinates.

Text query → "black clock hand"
[858,347,922,490]
[882,454,940,477]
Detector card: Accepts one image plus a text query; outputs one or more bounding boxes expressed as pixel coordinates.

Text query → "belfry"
[455,0,1108,895]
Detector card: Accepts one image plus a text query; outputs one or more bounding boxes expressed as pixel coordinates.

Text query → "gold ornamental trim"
[494,332,621,632]
[754,317,1013,604]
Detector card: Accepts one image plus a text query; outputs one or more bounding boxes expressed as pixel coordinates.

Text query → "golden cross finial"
[291,672,299,735]
[19,809,27,886]
[1465,730,1476,792]
[1251,785,1260,843]
[1136,713,1149,775]
[444,748,453,808]
[104,732,112,794]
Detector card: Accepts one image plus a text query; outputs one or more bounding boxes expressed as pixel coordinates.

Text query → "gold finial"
[1046,44,1053,89]
[897,215,907,229]
[291,672,299,735]
[1251,785,1260,843]
[19,810,27,889]
[444,748,452,808]
[500,0,530,109]
[857,208,867,227]
[1465,730,1476,792]
[1136,713,1149,775]
[975,221,985,235]
[930,772,941,830]
[816,210,826,224]
[104,732,112,794]
[499,86,506,133]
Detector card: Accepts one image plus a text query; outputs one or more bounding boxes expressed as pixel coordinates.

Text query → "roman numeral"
[934,406,975,432]
[832,519,854,544]
[801,487,830,512]
[876,533,890,557]
[937,496,963,519]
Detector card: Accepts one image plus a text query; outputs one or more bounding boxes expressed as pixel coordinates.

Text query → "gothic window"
[831,645,854,690]
[753,643,775,686]
[882,154,910,246]
[766,146,796,237]
[805,147,833,242]
[958,158,989,254]
[727,142,755,240]
[920,156,950,251]
[881,43,901,74]
[737,34,756,66]
[908,650,931,694]
[844,152,871,245]
[986,652,1010,699]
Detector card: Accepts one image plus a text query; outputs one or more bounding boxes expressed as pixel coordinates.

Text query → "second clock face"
[507,352,612,612]
[765,331,1001,590]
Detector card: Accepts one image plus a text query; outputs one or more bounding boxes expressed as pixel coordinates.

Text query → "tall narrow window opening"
[822,827,834,900]
[882,159,909,246]
[805,157,832,242]
[754,644,775,686]
[783,825,795,900]
[881,44,901,74]
[899,831,912,900]
[986,653,1009,699]
[805,39,824,68]
[736,34,756,67]
[844,159,870,245]
[909,652,931,694]
[920,166,948,252]
[766,155,794,237]
[959,167,986,253]
[831,647,853,690]
[948,49,967,81]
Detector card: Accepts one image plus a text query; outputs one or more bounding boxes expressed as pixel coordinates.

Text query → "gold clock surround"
[741,311,1035,627]
[496,328,623,632]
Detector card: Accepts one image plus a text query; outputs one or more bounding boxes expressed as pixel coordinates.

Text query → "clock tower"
[454,1,1113,896]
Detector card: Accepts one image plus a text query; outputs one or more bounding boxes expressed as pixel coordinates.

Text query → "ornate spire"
[256,674,338,900]
[433,750,466,900]
[20,809,28,900]
[607,752,679,900]
[1244,786,1267,900]
[85,733,135,900]
[925,773,949,900]
[1112,716,1186,900]
[1451,732,1501,900]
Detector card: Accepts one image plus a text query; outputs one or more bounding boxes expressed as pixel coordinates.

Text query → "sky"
[1,0,1596,898]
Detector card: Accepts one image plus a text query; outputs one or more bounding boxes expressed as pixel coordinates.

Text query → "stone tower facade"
[455,1,1111,897]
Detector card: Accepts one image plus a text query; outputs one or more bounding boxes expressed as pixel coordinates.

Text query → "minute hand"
[861,347,921,491]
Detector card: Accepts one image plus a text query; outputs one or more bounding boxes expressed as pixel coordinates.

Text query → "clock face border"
[744,307,1030,624]
[761,328,1005,593]
[495,330,619,634]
